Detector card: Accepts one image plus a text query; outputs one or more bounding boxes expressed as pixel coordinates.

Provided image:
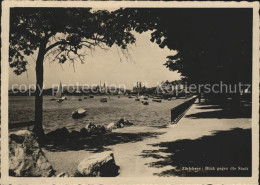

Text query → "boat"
[135,93,140,101]
[143,100,149,105]
[118,95,120,98]
[144,97,148,100]
[153,99,162,103]
[100,98,108,102]
[168,98,171,101]
[90,95,94,98]
[84,96,88,99]
[152,96,162,102]
[55,81,66,102]
[56,99,63,102]
[72,108,87,119]
[78,98,82,101]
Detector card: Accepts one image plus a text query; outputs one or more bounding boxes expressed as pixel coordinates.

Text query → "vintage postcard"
[1,1,259,184]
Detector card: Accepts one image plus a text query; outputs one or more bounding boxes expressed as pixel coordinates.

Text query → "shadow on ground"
[185,110,251,119]
[44,131,166,153]
[186,102,251,119]
[140,128,251,177]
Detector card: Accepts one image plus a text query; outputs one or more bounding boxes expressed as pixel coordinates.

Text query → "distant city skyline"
[9,31,181,89]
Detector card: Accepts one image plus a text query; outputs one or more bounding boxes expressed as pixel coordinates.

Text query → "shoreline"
[43,101,251,176]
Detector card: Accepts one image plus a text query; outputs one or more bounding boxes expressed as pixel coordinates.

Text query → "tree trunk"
[33,41,46,140]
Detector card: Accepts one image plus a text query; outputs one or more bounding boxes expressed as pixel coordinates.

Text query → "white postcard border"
[1,1,259,184]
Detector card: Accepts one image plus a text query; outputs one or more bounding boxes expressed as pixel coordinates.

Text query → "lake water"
[9,96,187,133]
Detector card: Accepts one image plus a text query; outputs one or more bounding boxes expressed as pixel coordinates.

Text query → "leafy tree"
[115,8,252,87]
[9,8,140,138]
[131,8,252,106]
[152,8,252,86]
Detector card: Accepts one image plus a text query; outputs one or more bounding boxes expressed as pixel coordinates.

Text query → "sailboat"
[56,81,66,102]
[135,92,140,101]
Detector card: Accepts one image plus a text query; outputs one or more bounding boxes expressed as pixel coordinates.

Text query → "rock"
[118,118,125,124]
[56,172,72,177]
[124,120,134,126]
[77,151,119,177]
[118,118,133,126]
[45,127,70,143]
[106,122,117,131]
[106,119,134,131]
[107,119,134,131]
[9,130,55,177]
[92,125,106,135]
[118,122,124,128]
[80,127,89,137]
[85,123,106,135]
[85,123,96,131]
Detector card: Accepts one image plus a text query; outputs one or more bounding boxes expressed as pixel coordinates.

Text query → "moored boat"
[72,108,87,119]
[143,100,149,105]
[152,96,162,102]
[56,99,63,102]
[90,95,94,98]
[100,98,108,102]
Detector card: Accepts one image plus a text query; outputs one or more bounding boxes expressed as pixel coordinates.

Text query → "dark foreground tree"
[126,8,252,106]
[9,8,142,139]
[114,8,252,87]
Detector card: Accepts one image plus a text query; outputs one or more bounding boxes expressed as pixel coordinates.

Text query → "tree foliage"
[9,8,140,74]
[140,8,252,85]
[10,8,253,84]
[116,8,252,86]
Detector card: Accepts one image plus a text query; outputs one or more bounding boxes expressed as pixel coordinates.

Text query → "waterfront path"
[44,100,251,176]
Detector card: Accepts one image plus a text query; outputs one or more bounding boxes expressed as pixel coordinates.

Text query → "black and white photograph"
[1,1,259,184]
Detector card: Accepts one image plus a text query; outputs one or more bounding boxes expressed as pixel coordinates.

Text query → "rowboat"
[143,100,149,105]
[152,96,162,102]
[72,108,87,119]
[100,98,108,102]
[56,99,63,102]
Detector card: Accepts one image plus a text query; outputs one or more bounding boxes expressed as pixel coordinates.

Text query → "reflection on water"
[9,96,187,133]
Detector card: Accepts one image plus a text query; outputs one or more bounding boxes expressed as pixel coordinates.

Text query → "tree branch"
[45,40,69,53]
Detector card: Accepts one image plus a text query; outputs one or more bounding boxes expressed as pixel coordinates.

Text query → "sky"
[9,31,181,90]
